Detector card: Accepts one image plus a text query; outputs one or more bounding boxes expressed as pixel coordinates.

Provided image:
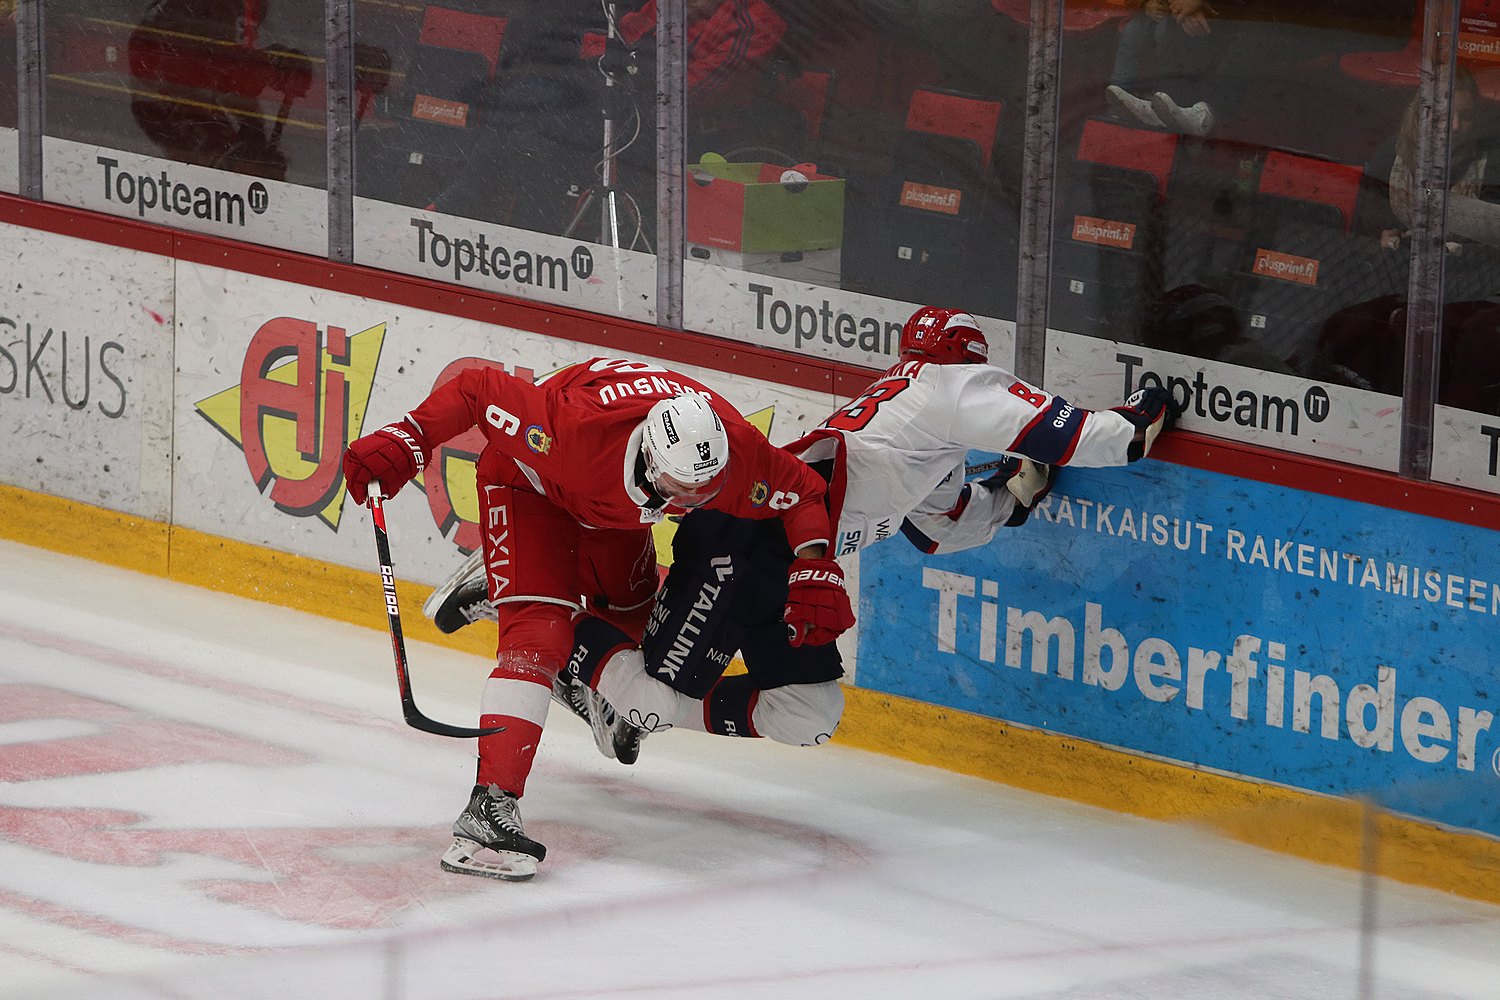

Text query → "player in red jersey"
[342,357,852,880]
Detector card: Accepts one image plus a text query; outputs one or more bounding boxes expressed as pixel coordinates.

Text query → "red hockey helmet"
[898,307,989,365]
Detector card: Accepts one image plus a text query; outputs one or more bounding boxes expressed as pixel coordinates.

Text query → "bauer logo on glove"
[784,556,855,647]
[343,418,429,505]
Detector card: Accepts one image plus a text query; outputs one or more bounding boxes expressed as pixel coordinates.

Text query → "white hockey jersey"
[785,360,1144,558]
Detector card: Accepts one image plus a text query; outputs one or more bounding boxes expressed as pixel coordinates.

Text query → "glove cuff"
[1003,459,1053,507]
[1112,388,1179,462]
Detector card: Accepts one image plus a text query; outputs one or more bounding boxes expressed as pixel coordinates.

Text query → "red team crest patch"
[525,425,552,454]
[749,480,770,506]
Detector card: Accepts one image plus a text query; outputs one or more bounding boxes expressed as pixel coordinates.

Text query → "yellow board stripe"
[837,692,1500,903]
[0,484,493,658]
[3,481,1498,904]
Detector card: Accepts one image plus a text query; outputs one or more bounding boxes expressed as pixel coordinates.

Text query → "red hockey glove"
[343,419,428,505]
[1111,387,1183,461]
[785,557,855,648]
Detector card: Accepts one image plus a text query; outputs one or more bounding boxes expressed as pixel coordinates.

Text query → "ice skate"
[552,669,609,756]
[612,709,649,765]
[440,784,546,881]
[423,549,496,634]
[588,688,648,765]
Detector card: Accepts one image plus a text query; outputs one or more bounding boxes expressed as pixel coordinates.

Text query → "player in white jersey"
[429,307,1181,761]
[789,308,1166,560]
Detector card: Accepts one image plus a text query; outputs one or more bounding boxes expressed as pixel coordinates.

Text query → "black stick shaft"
[369,486,503,739]
[965,458,1007,476]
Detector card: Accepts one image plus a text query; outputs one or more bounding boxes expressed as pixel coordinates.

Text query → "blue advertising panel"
[856,460,1500,838]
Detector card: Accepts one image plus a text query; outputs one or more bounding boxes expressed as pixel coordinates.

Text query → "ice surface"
[0,538,1496,1000]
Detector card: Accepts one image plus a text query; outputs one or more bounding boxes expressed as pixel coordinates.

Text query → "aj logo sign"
[196,317,386,529]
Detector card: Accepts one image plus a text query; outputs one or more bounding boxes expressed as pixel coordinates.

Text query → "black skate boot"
[423,550,496,634]
[440,784,547,881]
[587,689,649,765]
[551,669,607,756]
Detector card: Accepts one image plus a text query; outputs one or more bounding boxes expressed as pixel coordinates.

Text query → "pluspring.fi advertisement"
[855,459,1500,838]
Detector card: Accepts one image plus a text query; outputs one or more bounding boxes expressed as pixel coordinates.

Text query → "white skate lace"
[480,789,525,836]
[460,596,497,623]
[625,709,667,734]
[553,675,590,719]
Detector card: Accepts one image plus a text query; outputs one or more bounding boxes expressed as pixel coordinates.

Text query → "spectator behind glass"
[128,0,313,180]
[1141,284,1295,372]
[1376,66,1500,251]
[1103,0,1315,139]
[1105,0,1222,135]
[1317,68,1500,410]
[1440,302,1500,415]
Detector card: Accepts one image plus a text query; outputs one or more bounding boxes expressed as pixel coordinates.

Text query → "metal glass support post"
[17,0,45,200]
[655,0,687,329]
[327,0,355,262]
[1399,0,1459,480]
[1014,0,1062,385]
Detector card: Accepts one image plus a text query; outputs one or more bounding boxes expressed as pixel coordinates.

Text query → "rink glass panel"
[1050,0,1433,472]
[1430,2,1500,492]
[41,0,328,253]
[350,2,659,324]
[679,0,1026,369]
[14,0,1499,490]
[0,4,15,194]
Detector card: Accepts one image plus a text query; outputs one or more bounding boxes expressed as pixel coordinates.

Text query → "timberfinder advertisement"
[857,458,1500,839]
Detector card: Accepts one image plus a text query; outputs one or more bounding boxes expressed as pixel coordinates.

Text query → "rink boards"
[1,202,1498,903]
[857,462,1500,837]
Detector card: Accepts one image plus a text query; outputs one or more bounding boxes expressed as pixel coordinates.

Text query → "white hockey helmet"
[639,393,730,508]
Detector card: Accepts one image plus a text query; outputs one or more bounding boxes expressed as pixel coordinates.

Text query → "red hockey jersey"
[406,358,832,551]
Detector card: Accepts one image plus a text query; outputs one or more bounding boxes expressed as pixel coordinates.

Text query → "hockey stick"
[964,458,1008,477]
[368,482,504,739]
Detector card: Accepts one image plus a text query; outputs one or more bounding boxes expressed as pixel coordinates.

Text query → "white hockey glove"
[985,457,1057,527]
[1111,387,1183,461]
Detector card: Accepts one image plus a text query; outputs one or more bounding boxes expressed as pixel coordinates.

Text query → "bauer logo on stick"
[381,566,400,616]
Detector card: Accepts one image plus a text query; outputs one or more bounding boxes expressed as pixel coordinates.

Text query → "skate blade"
[439,837,538,882]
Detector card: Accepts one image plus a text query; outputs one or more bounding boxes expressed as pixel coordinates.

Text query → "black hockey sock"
[704,674,760,738]
[569,615,636,689]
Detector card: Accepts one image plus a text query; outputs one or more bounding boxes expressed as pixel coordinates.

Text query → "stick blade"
[405,709,505,739]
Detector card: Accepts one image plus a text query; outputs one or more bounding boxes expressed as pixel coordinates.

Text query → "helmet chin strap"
[634,451,669,511]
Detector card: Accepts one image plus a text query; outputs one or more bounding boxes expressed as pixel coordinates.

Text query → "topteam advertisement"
[855,457,1500,839]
